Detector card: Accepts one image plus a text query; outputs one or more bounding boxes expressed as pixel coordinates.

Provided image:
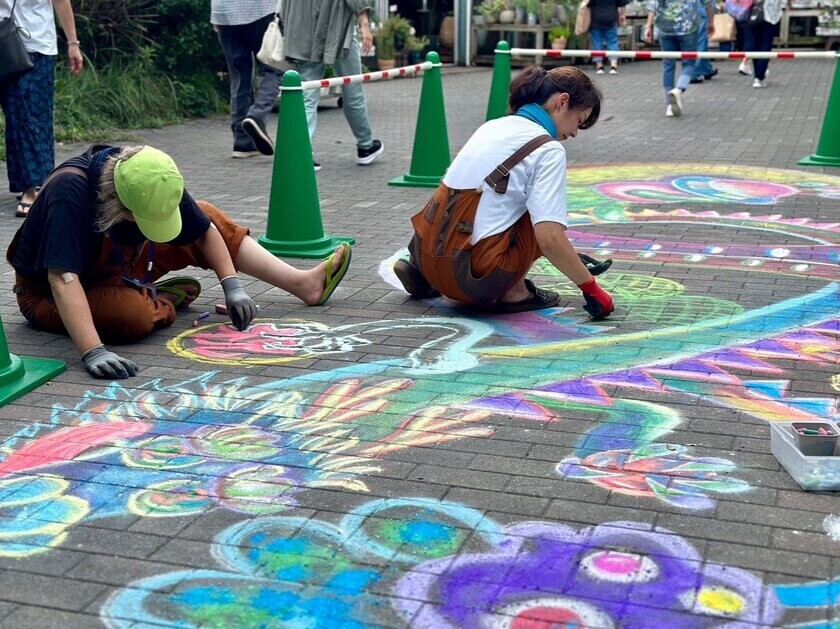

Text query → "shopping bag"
[574,0,591,36]
[711,12,737,41]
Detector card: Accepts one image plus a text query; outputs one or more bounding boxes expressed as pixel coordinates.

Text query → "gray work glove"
[81,344,139,379]
[221,276,257,330]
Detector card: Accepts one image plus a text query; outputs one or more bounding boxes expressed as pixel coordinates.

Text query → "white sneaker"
[609,66,618,75]
[667,88,683,117]
[666,104,675,117]
[596,67,605,75]
[738,60,753,76]
[752,78,766,88]
[232,150,260,158]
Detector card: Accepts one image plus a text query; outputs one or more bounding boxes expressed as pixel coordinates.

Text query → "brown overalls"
[407,134,554,304]
[7,169,249,344]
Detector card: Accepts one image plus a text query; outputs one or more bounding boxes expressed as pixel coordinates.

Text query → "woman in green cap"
[6,144,352,379]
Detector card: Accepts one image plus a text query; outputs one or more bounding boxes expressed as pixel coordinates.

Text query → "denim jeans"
[744,20,779,80]
[694,2,713,78]
[658,31,698,103]
[589,26,619,65]
[296,33,374,150]
[216,14,285,151]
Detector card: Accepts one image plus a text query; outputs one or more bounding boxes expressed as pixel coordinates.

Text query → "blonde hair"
[96,145,145,233]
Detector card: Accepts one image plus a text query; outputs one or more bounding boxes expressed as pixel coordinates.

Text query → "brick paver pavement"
[0,56,838,627]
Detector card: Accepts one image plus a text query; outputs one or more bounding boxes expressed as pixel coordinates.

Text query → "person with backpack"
[644,0,715,117]
[392,67,614,320]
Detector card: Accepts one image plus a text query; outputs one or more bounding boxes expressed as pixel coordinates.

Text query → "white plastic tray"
[770,421,840,491]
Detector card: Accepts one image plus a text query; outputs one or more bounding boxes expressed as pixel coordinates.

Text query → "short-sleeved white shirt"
[2,0,57,55]
[442,116,568,245]
[210,0,277,26]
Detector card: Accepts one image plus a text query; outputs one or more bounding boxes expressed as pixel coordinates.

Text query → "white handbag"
[257,9,287,70]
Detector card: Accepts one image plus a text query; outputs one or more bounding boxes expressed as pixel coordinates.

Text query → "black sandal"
[496,279,560,314]
[394,258,441,299]
[15,202,32,218]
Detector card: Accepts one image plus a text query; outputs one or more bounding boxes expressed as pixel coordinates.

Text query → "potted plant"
[406,33,429,64]
[477,0,505,25]
[514,0,527,23]
[541,1,558,25]
[549,25,570,48]
[377,15,412,69]
[526,0,541,24]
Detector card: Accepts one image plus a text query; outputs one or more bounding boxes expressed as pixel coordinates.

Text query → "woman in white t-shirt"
[394,66,615,320]
[0,0,83,217]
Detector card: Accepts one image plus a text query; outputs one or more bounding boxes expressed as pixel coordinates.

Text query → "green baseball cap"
[113,146,184,243]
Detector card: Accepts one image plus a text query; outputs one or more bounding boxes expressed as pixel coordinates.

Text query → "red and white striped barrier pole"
[506,48,837,60]
[300,61,434,92]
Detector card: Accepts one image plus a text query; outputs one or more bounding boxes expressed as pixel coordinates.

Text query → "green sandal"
[154,276,202,309]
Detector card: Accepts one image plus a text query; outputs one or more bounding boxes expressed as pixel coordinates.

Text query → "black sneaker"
[393,258,440,299]
[313,161,322,172]
[241,117,275,156]
[356,139,384,165]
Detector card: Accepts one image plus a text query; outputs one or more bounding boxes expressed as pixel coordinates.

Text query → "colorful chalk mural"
[0,165,837,626]
[102,496,836,628]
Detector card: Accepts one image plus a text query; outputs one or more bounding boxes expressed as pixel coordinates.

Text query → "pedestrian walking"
[280,0,384,171]
[211,0,285,158]
[644,0,715,117]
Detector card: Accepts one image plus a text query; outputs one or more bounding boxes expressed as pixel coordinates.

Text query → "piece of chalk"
[214,303,259,316]
[798,428,821,435]
[197,311,210,320]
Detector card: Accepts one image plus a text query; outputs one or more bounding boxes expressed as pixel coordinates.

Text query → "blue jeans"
[694,3,713,78]
[658,31,698,104]
[589,26,619,65]
[744,20,779,80]
[217,14,285,151]
[296,33,374,150]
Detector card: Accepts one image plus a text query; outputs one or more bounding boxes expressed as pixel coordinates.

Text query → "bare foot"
[302,244,349,305]
[499,280,530,304]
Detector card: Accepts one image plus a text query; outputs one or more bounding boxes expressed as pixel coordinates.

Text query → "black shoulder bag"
[0,0,34,84]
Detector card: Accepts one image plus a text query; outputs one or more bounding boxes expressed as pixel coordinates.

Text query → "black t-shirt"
[12,145,211,282]
[589,0,628,29]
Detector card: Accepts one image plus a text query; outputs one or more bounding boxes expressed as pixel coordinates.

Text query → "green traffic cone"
[258,70,354,259]
[486,41,512,121]
[389,52,451,188]
[799,55,840,167]
[0,314,65,407]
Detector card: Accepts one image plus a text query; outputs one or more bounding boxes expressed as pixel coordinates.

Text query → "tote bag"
[574,0,591,36]
[0,0,33,83]
[257,15,287,70]
[710,12,737,41]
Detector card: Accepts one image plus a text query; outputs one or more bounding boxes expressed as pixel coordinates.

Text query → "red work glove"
[578,277,614,320]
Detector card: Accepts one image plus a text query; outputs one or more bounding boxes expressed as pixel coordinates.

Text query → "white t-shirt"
[443,116,568,245]
[3,0,57,55]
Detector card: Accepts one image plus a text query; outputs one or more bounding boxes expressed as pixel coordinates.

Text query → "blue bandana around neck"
[515,103,557,138]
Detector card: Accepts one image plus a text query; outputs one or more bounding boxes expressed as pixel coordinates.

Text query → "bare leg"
[233,236,349,305]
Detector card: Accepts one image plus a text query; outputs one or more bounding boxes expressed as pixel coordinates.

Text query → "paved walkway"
[0,56,839,628]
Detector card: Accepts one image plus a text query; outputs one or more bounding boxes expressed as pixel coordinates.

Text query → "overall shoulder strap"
[484,134,556,194]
